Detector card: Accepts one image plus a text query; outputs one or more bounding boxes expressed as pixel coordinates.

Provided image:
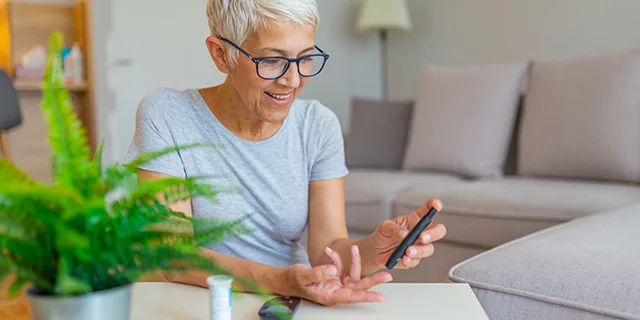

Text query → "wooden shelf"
[13,79,87,93]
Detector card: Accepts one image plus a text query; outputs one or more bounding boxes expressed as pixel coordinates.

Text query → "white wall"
[92,0,380,163]
[91,0,114,164]
[300,0,382,131]
[388,0,640,99]
[104,0,226,163]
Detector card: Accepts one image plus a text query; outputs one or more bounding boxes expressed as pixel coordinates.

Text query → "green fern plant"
[0,31,250,298]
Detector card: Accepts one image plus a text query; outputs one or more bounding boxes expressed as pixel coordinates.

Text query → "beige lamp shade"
[356,0,412,33]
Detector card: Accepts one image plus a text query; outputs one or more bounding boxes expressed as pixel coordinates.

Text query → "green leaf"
[192,216,252,247]
[125,143,224,172]
[94,138,105,169]
[0,159,34,185]
[8,277,27,298]
[0,31,260,298]
[0,184,82,211]
[41,31,92,192]
[56,256,92,295]
[54,224,89,249]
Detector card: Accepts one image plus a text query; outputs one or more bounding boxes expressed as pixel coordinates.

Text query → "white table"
[130,282,488,319]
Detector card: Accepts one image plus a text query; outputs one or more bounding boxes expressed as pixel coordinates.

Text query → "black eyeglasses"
[220,37,330,80]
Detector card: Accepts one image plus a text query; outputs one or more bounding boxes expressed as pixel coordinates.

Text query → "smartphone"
[258,296,301,320]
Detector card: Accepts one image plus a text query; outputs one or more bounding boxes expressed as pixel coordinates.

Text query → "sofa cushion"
[448,203,640,319]
[394,177,640,247]
[518,50,640,183]
[345,169,464,232]
[403,61,529,178]
[345,98,413,169]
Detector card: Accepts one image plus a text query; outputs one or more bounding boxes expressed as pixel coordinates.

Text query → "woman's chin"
[258,108,290,124]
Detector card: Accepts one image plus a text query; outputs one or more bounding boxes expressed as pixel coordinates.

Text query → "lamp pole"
[380,29,388,99]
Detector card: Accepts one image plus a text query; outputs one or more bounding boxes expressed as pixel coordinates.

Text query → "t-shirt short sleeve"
[124,89,186,178]
[309,103,349,181]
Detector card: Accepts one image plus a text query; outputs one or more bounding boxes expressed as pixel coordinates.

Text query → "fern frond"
[132,176,216,204]
[1,239,56,295]
[94,138,105,172]
[0,184,82,211]
[41,31,92,191]
[56,256,93,295]
[191,216,252,247]
[124,143,224,173]
[1,30,259,299]
[0,159,34,185]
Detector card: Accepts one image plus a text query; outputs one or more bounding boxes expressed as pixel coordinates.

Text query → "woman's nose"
[277,62,301,88]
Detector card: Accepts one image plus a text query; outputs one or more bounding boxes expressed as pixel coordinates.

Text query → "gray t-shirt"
[125,88,349,268]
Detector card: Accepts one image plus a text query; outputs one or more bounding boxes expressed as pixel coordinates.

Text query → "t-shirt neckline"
[186,88,291,146]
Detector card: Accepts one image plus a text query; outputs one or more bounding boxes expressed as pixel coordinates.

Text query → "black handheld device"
[385,207,438,270]
[258,296,301,320]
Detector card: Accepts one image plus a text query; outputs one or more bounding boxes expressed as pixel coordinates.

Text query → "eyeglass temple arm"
[220,37,254,59]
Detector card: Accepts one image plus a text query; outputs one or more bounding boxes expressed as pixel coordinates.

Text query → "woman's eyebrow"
[262,46,315,56]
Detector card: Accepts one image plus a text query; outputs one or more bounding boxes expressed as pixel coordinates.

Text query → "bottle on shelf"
[63,43,85,85]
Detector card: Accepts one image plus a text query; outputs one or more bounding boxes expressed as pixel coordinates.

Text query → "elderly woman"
[126,0,447,306]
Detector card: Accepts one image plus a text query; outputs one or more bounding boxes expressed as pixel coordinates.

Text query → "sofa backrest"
[346,48,640,184]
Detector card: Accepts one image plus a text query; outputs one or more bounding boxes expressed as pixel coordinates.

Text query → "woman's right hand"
[281,245,393,306]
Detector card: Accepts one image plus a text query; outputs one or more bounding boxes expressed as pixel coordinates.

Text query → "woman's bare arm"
[136,169,288,294]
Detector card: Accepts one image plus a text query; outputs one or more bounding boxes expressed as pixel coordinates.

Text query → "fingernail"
[422,233,432,242]
[384,274,393,282]
[409,248,417,256]
[398,230,408,238]
[325,266,337,277]
[353,245,360,256]
[325,247,334,254]
[406,257,411,264]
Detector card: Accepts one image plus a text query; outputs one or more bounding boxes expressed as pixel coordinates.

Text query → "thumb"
[377,220,408,241]
[299,265,338,285]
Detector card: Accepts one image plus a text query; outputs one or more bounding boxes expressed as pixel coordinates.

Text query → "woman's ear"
[206,36,231,74]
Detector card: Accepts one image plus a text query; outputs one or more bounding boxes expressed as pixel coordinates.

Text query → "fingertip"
[420,232,432,244]
[351,244,360,257]
[406,246,417,257]
[431,198,444,211]
[370,292,385,302]
[325,265,337,278]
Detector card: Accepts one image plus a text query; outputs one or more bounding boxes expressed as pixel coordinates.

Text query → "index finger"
[413,198,443,219]
[406,199,443,229]
[426,198,443,212]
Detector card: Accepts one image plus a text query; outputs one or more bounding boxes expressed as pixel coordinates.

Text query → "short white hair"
[207,0,320,67]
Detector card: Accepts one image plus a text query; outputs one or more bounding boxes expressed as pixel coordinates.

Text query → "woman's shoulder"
[139,87,192,109]
[136,87,198,119]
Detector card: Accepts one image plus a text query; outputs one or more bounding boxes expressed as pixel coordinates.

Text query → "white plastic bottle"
[69,43,84,84]
[207,275,233,320]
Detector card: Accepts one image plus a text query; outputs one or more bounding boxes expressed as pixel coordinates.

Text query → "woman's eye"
[264,59,282,65]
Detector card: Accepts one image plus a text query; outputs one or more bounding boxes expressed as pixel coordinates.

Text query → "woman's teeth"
[266,92,292,100]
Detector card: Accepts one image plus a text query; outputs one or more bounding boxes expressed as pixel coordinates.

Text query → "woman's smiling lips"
[265,91,293,107]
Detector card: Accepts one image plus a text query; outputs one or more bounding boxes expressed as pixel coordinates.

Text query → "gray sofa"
[342,49,640,318]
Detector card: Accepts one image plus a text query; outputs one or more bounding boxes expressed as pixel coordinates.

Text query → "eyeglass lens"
[258,56,325,79]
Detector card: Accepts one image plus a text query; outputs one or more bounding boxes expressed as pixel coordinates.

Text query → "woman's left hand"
[370,198,446,269]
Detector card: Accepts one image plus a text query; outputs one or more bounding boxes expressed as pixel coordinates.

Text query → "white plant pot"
[26,284,132,320]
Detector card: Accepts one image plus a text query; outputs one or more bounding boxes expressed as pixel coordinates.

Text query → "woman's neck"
[199,79,282,142]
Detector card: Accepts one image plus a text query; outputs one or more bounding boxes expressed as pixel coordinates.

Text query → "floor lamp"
[356,0,412,99]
